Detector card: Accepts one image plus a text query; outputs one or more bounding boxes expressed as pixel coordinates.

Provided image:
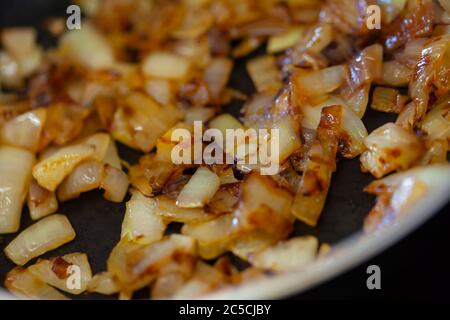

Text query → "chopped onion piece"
[28,253,92,295]
[376,60,412,87]
[0,108,46,152]
[27,180,58,221]
[142,52,191,80]
[4,214,76,266]
[108,235,196,292]
[5,267,68,300]
[247,55,282,93]
[250,236,318,272]
[182,214,233,259]
[292,106,342,226]
[155,196,214,224]
[33,144,95,192]
[101,165,129,203]
[176,167,220,208]
[364,164,450,233]
[0,146,35,234]
[293,65,347,97]
[233,173,293,239]
[121,191,166,244]
[60,24,114,70]
[204,58,233,102]
[87,272,119,295]
[371,86,406,114]
[421,98,450,141]
[360,123,425,178]
[57,160,104,201]
[268,27,304,54]
[145,79,172,106]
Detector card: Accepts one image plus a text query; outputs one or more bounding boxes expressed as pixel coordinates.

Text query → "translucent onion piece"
[204,58,233,102]
[360,123,425,178]
[268,27,304,54]
[1,28,37,59]
[4,214,76,266]
[410,35,450,123]
[101,165,129,203]
[421,98,450,141]
[0,146,35,234]
[176,167,220,208]
[27,180,58,221]
[121,191,166,245]
[142,52,191,80]
[0,108,46,152]
[107,235,196,292]
[376,60,412,87]
[59,24,114,70]
[301,96,368,158]
[155,196,214,224]
[87,272,119,295]
[28,253,92,295]
[292,106,342,226]
[364,164,450,233]
[233,173,293,239]
[293,65,347,97]
[32,145,95,192]
[250,236,318,272]
[5,267,68,300]
[247,55,282,93]
[145,79,172,106]
[57,160,104,202]
[371,86,406,114]
[182,214,233,260]
[348,44,383,89]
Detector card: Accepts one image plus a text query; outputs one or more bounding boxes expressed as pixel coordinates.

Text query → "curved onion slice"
[250,236,318,272]
[4,214,76,266]
[360,123,425,178]
[5,267,68,300]
[0,146,35,234]
[32,144,95,192]
[410,35,450,123]
[57,160,104,201]
[364,164,450,233]
[28,253,92,295]
[0,108,46,152]
[27,179,58,221]
[176,167,220,209]
[87,272,120,295]
[121,191,166,244]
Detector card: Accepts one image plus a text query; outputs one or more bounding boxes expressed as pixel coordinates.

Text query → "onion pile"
[0,0,449,300]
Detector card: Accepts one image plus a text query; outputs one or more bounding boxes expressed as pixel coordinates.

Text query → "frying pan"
[0,0,449,300]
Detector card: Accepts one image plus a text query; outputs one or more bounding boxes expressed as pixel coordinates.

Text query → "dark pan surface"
[0,0,401,299]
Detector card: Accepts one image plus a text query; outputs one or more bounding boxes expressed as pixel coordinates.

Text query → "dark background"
[0,0,449,300]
